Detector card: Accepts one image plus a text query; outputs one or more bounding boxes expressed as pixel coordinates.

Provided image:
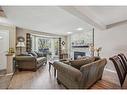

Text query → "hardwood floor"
[8,64,65,89]
[7,63,127,89]
[0,70,13,89]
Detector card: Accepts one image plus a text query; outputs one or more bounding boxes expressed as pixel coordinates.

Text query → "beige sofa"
[53,57,107,89]
[16,55,47,71]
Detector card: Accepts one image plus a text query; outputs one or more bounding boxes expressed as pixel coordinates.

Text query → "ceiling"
[81,6,127,25]
[2,6,127,35]
[2,6,92,35]
[73,6,127,29]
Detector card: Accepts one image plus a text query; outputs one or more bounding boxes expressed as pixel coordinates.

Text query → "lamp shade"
[16,42,25,47]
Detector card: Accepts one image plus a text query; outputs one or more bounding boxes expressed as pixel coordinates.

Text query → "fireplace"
[74,52,86,59]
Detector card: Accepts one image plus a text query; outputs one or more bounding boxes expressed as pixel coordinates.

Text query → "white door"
[0,30,9,70]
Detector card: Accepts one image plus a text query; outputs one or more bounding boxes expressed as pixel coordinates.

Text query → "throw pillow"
[29,51,38,58]
[70,57,96,70]
[34,51,44,57]
[28,54,34,57]
[70,60,87,70]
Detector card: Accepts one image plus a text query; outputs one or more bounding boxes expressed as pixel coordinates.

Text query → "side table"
[6,53,15,74]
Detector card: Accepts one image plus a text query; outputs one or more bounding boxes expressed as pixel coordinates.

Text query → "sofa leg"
[57,78,61,84]
[99,75,103,80]
[33,68,37,72]
[18,68,22,71]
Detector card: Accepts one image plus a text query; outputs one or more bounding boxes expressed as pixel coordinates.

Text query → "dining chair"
[118,53,127,72]
[109,56,126,87]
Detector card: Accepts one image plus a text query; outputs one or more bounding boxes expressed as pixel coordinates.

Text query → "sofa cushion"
[70,57,96,70]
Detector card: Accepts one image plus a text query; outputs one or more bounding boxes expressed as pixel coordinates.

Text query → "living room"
[1,5,127,90]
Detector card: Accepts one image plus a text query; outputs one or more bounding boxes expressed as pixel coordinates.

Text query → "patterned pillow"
[28,54,34,57]
[29,51,38,58]
[34,51,44,57]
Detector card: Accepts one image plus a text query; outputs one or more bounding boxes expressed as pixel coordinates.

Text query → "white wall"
[16,27,68,54]
[95,23,127,71]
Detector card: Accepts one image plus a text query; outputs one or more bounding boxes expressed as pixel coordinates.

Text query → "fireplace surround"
[74,51,86,59]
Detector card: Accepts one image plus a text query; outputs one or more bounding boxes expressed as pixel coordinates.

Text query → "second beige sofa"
[54,57,107,89]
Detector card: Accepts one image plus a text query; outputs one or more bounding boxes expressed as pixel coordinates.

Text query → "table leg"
[49,62,51,71]
[54,68,56,77]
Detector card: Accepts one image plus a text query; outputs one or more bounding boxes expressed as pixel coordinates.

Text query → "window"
[31,35,59,59]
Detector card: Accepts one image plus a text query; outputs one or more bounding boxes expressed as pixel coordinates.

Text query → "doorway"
[0,30,9,70]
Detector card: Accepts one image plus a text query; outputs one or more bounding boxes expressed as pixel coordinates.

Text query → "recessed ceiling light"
[67,32,72,34]
[77,27,83,31]
[0,36,3,39]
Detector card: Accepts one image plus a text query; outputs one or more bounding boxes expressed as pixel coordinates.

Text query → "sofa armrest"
[80,58,107,76]
[53,61,82,81]
[80,58,107,88]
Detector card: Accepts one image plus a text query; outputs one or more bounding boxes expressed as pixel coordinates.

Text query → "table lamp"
[16,42,25,55]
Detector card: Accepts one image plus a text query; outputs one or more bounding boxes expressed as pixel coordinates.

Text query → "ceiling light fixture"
[0,36,3,39]
[77,27,83,31]
[67,32,72,34]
